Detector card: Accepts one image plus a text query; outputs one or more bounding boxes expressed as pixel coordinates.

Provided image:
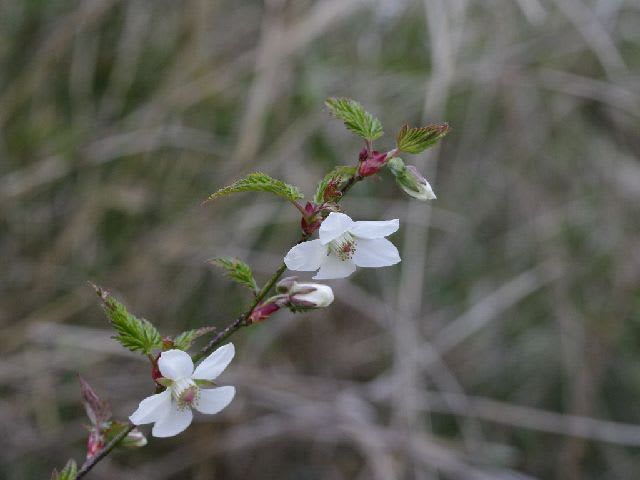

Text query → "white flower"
[284,212,401,280]
[130,345,236,438]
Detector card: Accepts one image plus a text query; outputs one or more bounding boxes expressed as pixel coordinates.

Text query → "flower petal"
[151,404,193,438]
[319,212,354,244]
[352,238,401,267]
[350,219,399,239]
[158,349,194,381]
[194,386,235,414]
[284,239,327,271]
[312,254,356,279]
[129,389,172,425]
[192,343,235,381]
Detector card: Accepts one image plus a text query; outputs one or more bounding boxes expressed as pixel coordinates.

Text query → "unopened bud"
[121,427,148,448]
[386,157,436,200]
[277,277,334,310]
[103,421,148,448]
[291,283,334,309]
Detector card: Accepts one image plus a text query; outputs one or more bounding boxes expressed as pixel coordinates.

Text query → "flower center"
[330,233,356,261]
[172,378,200,410]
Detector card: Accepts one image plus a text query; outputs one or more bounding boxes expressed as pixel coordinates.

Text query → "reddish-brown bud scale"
[301,202,322,235]
[304,202,316,215]
[86,430,105,460]
[358,150,387,177]
[151,354,162,383]
[249,302,280,324]
[302,217,321,235]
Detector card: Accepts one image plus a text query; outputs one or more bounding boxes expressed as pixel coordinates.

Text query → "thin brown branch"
[73,166,366,478]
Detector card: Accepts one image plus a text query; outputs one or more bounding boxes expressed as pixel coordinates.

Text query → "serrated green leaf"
[92,284,162,355]
[205,172,303,203]
[210,257,258,293]
[314,166,357,203]
[396,123,450,154]
[51,460,77,480]
[173,326,217,351]
[325,98,383,141]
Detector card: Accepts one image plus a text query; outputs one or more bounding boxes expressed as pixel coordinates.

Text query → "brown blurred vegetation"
[1,0,640,478]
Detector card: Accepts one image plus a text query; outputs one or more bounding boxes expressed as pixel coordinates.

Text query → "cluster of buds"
[248,277,335,323]
[385,157,436,200]
[358,147,388,177]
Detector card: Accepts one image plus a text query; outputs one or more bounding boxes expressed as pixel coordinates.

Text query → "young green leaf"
[173,326,217,351]
[205,172,303,203]
[325,98,383,141]
[210,257,258,293]
[314,166,357,203]
[396,123,450,154]
[92,284,162,355]
[51,460,77,480]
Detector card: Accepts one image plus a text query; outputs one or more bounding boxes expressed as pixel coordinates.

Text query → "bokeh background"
[2,0,640,478]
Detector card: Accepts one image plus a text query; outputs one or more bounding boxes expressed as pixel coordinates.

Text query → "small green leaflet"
[173,326,217,351]
[211,257,258,293]
[314,166,357,203]
[92,284,162,355]
[51,460,77,480]
[325,98,383,141]
[205,172,303,203]
[396,123,450,154]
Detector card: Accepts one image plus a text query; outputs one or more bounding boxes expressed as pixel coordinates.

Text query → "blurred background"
[1,0,640,478]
